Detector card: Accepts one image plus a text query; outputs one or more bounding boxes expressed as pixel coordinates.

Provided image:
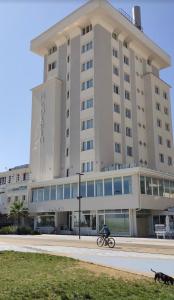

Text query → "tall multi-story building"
[28,0,174,236]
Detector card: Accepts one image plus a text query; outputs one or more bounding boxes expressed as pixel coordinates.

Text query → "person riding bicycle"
[99,224,110,240]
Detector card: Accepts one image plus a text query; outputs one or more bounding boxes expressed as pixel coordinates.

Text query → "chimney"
[132,6,142,30]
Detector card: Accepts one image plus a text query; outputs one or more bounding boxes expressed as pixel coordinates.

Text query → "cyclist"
[99,224,110,244]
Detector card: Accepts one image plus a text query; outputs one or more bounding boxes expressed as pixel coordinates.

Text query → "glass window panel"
[114,177,122,195]
[95,180,103,197]
[57,185,63,200]
[37,215,55,227]
[159,179,164,196]
[81,182,86,198]
[123,176,132,194]
[44,187,50,201]
[152,178,158,196]
[38,189,44,201]
[146,177,152,195]
[87,181,94,197]
[71,183,78,198]
[104,179,112,196]
[50,185,56,200]
[105,213,129,234]
[170,181,174,198]
[32,190,37,202]
[64,184,70,199]
[164,180,170,197]
[140,176,146,194]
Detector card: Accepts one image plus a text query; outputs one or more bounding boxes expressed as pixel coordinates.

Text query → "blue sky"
[0,0,173,171]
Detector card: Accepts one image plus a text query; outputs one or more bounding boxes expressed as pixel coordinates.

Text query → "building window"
[82,24,92,35]
[66,128,69,137]
[163,91,168,100]
[166,140,171,148]
[87,181,94,197]
[115,143,121,153]
[71,183,78,198]
[66,148,69,157]
[113,84,119,94]
[155,86,159,94]
[114,103,120,113]
[81,79,93,91]
[114,177,122,195]
[67,73,69,81]
[113,65,119,76]
[127,146,133,157]
[57,185,63,200]
[81,98,93,110]
[95,180,103,197]
[112,48,118,58]
[64,183,70,198]
[67,56,70,63]
[168,157,172,166]
[124,73,130,83]
[156,102,160,111]
[81,41,93,53]
[114,123,121,133]
[124,55,129,65]
[81,60,93,72]
[125,90,130,100]
[165,123,170,131]
[48,61,56,71]
[124,176,132,194]
[158,136,163,145]
[126,127,132,137]
[82,161,93,173]
[112,32,118,40]
[81,140,93,151]
[159,153,164,163]
[81,119,93,130]
[164,107,168,115]
[67,90,70,99]
[48,45,57,55]
[104,179,112,196]
[157,119,162,128]
[125,108,131,119]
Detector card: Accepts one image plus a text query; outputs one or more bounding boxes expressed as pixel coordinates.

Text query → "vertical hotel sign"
[40,92,46,144]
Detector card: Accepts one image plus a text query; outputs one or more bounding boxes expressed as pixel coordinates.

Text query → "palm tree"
[9,200,28,227]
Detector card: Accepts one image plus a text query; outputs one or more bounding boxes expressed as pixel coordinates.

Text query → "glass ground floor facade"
[35,209,130,236]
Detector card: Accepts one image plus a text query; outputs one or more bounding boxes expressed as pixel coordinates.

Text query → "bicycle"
[97,235,115,248]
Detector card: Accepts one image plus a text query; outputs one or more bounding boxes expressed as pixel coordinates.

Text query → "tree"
[9,200,28,227]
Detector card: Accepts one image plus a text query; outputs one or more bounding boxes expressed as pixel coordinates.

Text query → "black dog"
[151,269,174,285]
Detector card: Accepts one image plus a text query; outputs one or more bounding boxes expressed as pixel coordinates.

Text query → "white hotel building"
[1,0,174,236]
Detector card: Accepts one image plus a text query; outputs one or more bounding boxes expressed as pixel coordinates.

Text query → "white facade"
[0,165,30,216]
[2,1,174,236]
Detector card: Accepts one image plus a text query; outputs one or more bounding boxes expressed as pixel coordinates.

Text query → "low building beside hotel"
[0,165,30,226]
[1,1,174,236]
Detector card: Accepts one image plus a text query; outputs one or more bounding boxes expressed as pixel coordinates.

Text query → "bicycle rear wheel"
[108,237,115,248]
[97,237,104,247]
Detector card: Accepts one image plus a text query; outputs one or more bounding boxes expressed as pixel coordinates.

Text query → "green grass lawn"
[0,251,173,300]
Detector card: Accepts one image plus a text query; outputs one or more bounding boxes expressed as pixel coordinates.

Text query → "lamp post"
[76,172,84,239]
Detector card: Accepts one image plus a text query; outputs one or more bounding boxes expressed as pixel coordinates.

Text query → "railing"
[101,162,148,172]
[119,8,143,32]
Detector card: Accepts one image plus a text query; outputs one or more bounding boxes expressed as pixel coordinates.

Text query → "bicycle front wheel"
[97,237,104,247]
[108,237,115,248]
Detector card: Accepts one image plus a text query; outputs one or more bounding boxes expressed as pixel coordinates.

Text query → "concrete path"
[0,235,174,276]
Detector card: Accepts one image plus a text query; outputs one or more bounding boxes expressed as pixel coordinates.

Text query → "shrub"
[0,225,17,234]
[17,226,33,235]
